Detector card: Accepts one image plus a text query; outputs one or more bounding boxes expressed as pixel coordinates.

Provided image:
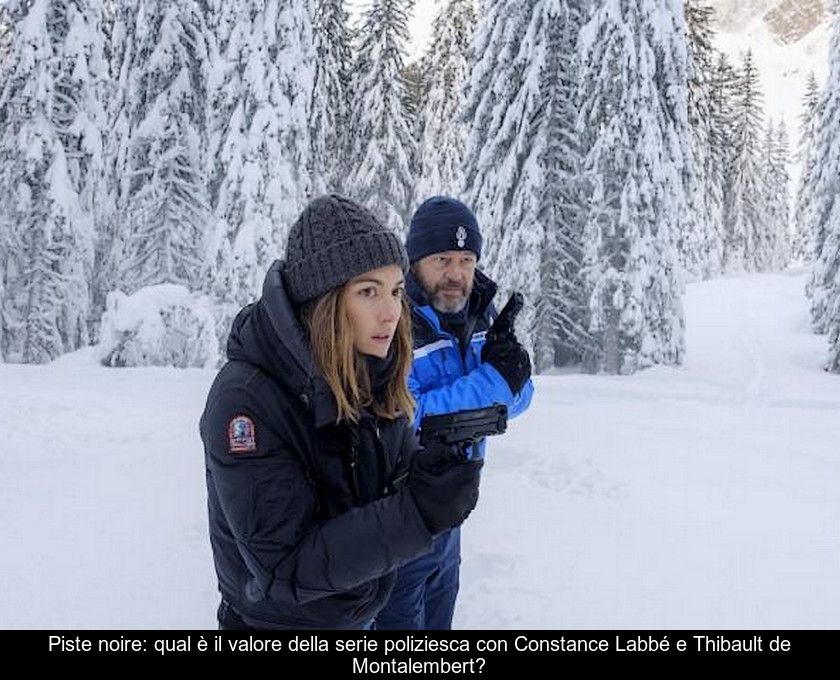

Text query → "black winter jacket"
[200,261,433,629]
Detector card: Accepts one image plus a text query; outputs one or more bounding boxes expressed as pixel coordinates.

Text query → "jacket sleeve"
[203,388,433,606]
[409,360,534,429]
[507,377,534,419]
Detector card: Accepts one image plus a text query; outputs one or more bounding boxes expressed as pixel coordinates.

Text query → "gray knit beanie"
[282,195,409,305]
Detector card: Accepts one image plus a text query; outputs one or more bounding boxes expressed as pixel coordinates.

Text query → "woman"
[200,195,482,629]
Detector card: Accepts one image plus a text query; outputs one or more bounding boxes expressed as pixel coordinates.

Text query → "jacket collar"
[227,260,339,427]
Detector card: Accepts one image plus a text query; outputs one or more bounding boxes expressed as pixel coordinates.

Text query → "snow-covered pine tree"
[0,4,14,362]
[723,50,765,272]
[533,0,594,371]
[52,0,107,347]
[346,0,416,233]
[401,57,423,180]
[756,119,776,271]
[807,1,840,337]
[772,120,792,270]
[401,60,423,122]
[461,0,594,369]
[792,70,821,263]
[412,0,475,203]
[109,1,212,295]
[311,0,351,195]
[0,0,106,363]
[205,0,314,303]
[828,302,840,372]
[93,0,134,321]
[709,50,738,272]
[462,0,537,274]
[576,0,687,374]
[0,5,12,74]
[100,0,114,57]
[758,119,791,271]
[198,0,239,355]
[684,0,724,279]
[0,1,22,360]
[201,0,242,307]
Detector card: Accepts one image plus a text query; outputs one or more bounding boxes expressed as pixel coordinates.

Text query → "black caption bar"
[4,630,837,671]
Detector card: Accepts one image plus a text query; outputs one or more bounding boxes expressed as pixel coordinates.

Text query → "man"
[375,196,534,630]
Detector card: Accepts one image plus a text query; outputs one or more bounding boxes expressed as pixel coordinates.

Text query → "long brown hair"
[303,286,415,424]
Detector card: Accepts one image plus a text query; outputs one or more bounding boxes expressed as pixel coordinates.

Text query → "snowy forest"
[0,0,838,375]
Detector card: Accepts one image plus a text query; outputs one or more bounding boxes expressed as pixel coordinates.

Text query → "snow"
[460,270,840,628]
[96,285,220,369]
[1,272,838,629]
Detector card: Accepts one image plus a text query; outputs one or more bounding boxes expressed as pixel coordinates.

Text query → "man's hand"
[486,293,524,345]
[481,337,532,394]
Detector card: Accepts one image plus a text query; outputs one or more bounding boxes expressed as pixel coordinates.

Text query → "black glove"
[481,337,532,394]
[407,442,483,535]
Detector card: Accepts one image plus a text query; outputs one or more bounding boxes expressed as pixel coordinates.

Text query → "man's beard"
[432,284,470,314]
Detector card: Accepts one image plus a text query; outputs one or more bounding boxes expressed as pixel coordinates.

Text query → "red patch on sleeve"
[228,415,257,454]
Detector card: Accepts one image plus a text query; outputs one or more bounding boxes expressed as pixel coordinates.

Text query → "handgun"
[419,404,508,459]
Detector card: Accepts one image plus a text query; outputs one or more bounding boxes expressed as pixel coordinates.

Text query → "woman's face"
[343,264,405,358]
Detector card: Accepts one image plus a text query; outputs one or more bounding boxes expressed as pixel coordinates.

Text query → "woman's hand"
[407,442,483,534]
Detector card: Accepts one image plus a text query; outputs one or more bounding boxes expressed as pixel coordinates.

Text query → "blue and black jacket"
[406,269,534,455]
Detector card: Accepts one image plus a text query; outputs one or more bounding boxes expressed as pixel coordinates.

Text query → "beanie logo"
[456,226,467,249]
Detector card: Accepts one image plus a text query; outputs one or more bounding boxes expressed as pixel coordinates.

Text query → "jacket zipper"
[372,415,395,497]
[348,444,361,503]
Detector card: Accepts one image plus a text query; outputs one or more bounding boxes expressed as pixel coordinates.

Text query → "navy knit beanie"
[406,196,482,263]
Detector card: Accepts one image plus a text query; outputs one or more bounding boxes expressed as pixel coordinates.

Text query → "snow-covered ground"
[1,272,838,629]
